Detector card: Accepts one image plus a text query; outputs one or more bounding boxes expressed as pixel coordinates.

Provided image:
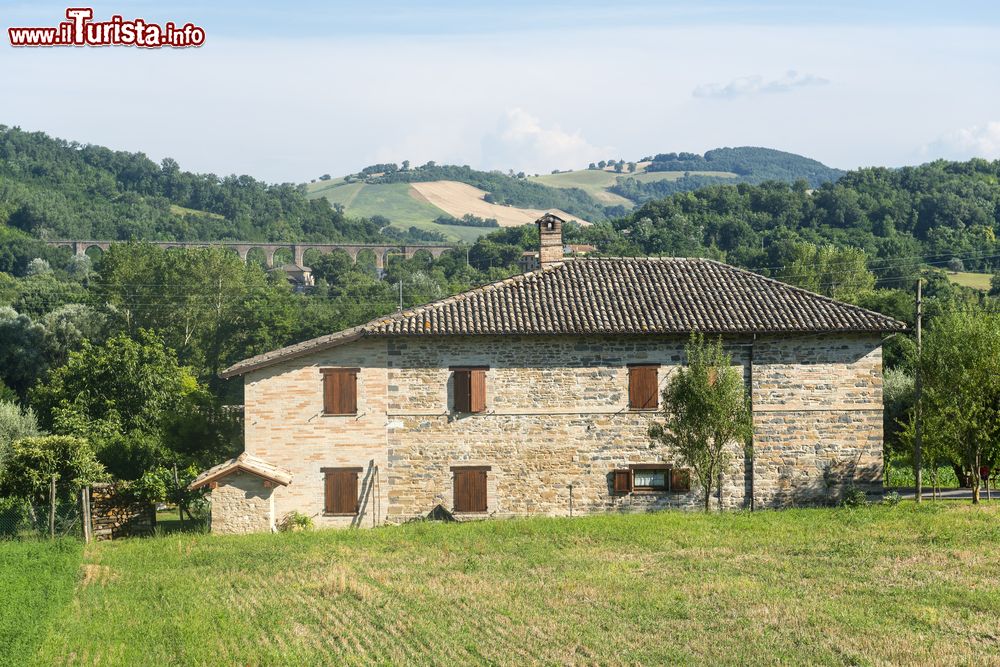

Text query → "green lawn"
[947,271,993,291]
[304,180,485,243]
[0,539,82,667]
[19,504,1000,665]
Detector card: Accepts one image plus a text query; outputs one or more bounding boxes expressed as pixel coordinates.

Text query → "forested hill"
[606,147,844,205]
[645,147,844,184]
[0,125,391,244]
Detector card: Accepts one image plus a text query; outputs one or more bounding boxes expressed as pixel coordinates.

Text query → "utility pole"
[397,281,403,312]
[914,278,923,503]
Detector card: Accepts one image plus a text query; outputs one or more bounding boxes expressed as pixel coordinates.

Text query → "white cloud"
[479,108,609,174]
[924,121,1000,160]
[693,70,829,99]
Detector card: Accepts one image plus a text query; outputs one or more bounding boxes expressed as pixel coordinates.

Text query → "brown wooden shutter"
[469,369,486,413]
[322,369,358,415]
[612,469,633,494]
[628,365,658,410]
[453,468,488,512]
[324,469,359,514]
[453,370,471,413]
[670,468,691,493]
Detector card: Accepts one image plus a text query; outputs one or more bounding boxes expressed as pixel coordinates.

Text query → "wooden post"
[80,487,91,544]
[49,475,56,539]
[914,278,923,504]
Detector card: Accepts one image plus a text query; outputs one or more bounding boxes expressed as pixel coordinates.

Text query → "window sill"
[631,489,669,495]
[321,413,359,418]
[453,510,488,514]
[627,408,659,413]
[323,512,358,517]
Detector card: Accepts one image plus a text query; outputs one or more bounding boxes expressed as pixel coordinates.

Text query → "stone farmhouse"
[191,214,904,534]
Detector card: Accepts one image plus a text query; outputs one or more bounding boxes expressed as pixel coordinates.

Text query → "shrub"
[881,491,901,507]
[840,486,869,507]
[278,511,314,532]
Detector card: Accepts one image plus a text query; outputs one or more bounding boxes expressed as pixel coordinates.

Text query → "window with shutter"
[451,367,487,414]
[322,467,361,515]
[452,466,489,512]
[670,468,692,493]
[631,464,669,492]
[612,469,633,495]
[321,368,358,415]
[628,364,659,410]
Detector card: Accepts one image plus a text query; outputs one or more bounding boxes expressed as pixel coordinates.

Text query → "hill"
[306,148,843,237]
[0,125,408,246]
[533,147,844,208]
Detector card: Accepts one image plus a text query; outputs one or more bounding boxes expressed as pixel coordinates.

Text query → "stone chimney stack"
[536,213,565,269]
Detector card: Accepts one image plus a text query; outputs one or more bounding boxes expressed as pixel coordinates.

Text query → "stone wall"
[244,338,389,528]
[210,471,276,534]
[752,335,884,506]
[239,332,885,529]
[384,335,747,521]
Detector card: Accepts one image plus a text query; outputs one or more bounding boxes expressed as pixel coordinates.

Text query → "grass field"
[304,180,487,243]
[947,271,993,291]
[0,539,82,667]
[15,504,1000,665]
[529,168,739,207]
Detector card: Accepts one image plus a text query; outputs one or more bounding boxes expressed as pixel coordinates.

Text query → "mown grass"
[304,180,485,243]
[530,168,740,206]
[947,271,993,291]
[26,504,1000,665]
[0,539,82,667]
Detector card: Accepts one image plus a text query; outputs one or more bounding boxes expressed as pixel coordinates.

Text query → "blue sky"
[3,1,1000,181]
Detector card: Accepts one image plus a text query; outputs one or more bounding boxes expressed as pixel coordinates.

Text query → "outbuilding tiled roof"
[189,452,293,490]
[221,257,903,377]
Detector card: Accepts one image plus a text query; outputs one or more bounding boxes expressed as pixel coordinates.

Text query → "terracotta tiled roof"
[366,257,903,336]
[189,452,293,490]
[220,257,903,377]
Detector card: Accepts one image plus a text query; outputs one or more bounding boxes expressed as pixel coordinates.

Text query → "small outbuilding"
[189,452,292,534]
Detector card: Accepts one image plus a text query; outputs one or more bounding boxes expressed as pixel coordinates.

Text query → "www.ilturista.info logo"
[8,8,205,48]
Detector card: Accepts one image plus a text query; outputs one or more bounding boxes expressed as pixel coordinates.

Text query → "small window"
[322,368,358,415]
[451,367,487,413]
[628,364,659,410]
[452,466,489,512]
[633,468,668,491]
[323,467,361,515]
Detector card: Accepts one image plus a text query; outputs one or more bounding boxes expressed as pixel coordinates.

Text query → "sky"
[3,1,1000,183]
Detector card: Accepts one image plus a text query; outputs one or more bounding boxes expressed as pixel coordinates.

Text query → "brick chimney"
[536,213,565,269]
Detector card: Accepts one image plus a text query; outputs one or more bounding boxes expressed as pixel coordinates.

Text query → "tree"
[0,401,40,472]
[0,307,47,397]
[0,435,105,505]
[648,334,753,511]
[915,308,1000,503]
[30,330,221,479]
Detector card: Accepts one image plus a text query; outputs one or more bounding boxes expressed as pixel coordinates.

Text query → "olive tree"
[648,333,753,511]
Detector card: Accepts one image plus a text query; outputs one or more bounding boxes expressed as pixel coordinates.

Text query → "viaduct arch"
[47,240,458,271]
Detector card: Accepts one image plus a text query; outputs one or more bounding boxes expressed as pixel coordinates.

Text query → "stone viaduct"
[47,240,458,271]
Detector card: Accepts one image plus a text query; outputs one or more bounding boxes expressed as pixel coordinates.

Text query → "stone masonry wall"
[239,332,885,529]
[752,335,884,506]
[385,335,749,521]
[244,339,389,528]
[210,471,275,534]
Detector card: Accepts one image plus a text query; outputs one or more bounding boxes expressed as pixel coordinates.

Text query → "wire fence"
[0,497,82,540]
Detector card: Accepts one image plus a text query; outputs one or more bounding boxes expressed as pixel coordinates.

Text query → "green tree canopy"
[648,334,753,511]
